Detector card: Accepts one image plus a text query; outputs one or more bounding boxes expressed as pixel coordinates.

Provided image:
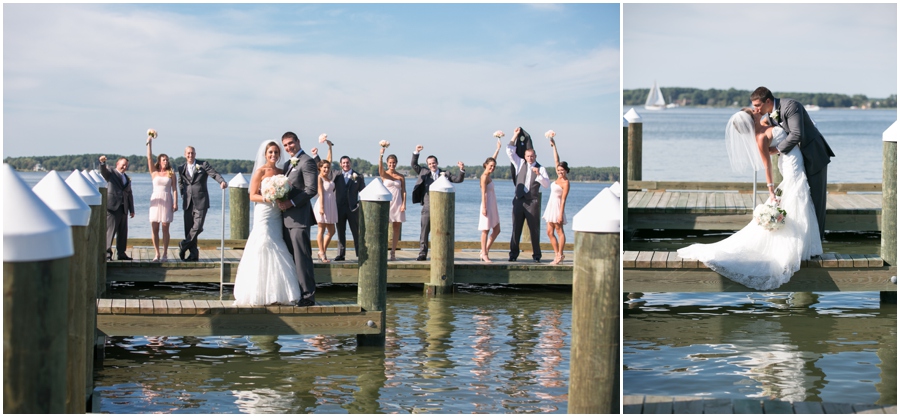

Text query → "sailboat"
[644,80,667,111]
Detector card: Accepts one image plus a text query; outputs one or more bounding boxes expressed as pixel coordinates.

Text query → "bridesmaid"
[314,140,338,263]
[543,136,570,265]
[145,133,178,262]
[477,139,502,262]
[379,145,406,261]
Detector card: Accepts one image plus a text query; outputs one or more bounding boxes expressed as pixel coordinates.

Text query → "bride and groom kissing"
[233,132,318,307]
[678,86,835,291]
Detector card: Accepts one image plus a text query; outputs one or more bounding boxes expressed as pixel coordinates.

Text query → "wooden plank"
[193,300,210,314]
[623,251,638,269]
[821,402,855,414]
[836,253,854,268]
[165,300,182,315]
[125,299,140,314]
[97,299,112,314]
[665,251,684,269]
[852,403,886,413]
[762,399,794,414]
[820,253,838,267]
[180,300,196,315]
[635,251,654,269]
[793,401,824,413]
[865,254,884,267]
[152,299,168,314]
[642,395,672,414]
[139,299,153,314]
[112,299,126,314]
[628,180,881,193]
[672,396,704,414]
[703,398,732,414]
[650,251,667,269]
[732,398,762,414]
[622,395,644,414]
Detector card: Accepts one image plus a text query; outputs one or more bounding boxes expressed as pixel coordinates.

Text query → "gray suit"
[411,153,464,259]
[178,160,226,259]
[282,151,318,302]
[99,162,134,258]
[772,98,835,240]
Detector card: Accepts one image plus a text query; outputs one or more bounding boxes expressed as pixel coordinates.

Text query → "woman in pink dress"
[477,139,502,262]
[314,140,338,263]
[145,135,178,262]
[543,137,570,265]
[379,146,406,261]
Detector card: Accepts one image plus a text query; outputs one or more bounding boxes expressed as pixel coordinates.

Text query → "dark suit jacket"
[99,163,134,214]
[411,153,464,205]
[772,98,835,176]
[312,158,367,213]
[178,160,226,211]
[510,128,534,183]
[283,151,318,229]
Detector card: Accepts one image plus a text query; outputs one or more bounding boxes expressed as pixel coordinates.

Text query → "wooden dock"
[627,188,881,231]
[96,299,381,337]
[107,246,574,285]
[623,395,896,414]
[623,251,897,292]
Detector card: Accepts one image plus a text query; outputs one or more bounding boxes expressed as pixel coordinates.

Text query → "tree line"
[5,154,619,182]
[624,87,897,109]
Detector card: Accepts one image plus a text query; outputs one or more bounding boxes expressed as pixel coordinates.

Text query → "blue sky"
[624,3,897,98]
[4,3,621,168]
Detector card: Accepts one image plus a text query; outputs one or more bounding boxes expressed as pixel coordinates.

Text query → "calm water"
[625,107,897,406]
[635,107,896,183]
[16,171,608,245]
[96,284,572,413]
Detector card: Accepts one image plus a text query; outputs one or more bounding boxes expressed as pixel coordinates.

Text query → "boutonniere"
[290,157,299,167]
[194,165,201,174]
[351,172,358,181]
[770,109,780,123]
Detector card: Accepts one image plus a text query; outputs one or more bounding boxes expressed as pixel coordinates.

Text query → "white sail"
[644,81,666,110]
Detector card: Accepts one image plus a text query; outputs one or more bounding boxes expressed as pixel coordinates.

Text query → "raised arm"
[146,137,155,173]
[325,140,333,164]
[411,145,424,174]
[491,138,501,161]
[549,138,560,167]
[378,148,387,178]
[506,129,521,166]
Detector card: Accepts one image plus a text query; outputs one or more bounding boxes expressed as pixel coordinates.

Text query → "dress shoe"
[106,249,113,261]
[178,241,187,261]
[416,254,427,261]
[333,256,345,262]
[296,299,316,307]
[508,257,517,262]
[118,254,133,261]
[533,259,541,263]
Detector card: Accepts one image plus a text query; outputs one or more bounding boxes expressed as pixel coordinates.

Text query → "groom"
[278,132,319,306]
[751,86,835,241]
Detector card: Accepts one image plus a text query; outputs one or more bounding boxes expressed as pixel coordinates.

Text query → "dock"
[627,183,881,231]
[623,250,896,292]
[623,395,896,414]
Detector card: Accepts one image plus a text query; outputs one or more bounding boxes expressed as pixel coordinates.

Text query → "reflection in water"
[624,292,896,405]
[95,284,572,413]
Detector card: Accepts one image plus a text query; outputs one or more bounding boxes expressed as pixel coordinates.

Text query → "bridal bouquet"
[545,130,556,139]
[379,140,390,148]
[261,174,291,205]
[493,130,505,139]
[753,201,787,231]
[319,133,328,143]
[146,128,157,145]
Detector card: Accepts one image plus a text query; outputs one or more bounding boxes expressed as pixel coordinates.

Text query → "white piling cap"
[884,120,898,143]
[65,169,101,206]
[572,181,621,233]
[228,172,250,189]
[3,164,74,262]
[359,177,393,202]
[81,169,99,189]
[89,170,107,188]
[33,171,92,226]
[429,174,456,193]
[624,108,642,124]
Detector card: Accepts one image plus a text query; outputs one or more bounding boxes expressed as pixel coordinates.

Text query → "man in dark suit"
[99,155,135,260]
[312,153,366,261]
[177,146,227,261]
[277,132,319,306]
[510,127,534,183]
[506,127,550,262]
[411,144,465,261]
[751,86,835,240]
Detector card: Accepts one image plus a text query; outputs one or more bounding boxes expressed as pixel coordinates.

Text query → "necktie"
[432,171,438,181]
[524,163,532,191]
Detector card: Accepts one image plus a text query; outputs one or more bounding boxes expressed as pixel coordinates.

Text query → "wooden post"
[89,171,108,297]
[65,170,102,412]
[357,179,392,347]
[622,119,629,236]
[881,123,897,266]
[3,165,74,414]
[625,108,642,182]
[228,173,250,240]
[427,176,456,295]
[568,182,621,414]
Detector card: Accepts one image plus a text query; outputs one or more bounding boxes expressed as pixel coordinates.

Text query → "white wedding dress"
[233,201,302,306]
[678,127,823,290]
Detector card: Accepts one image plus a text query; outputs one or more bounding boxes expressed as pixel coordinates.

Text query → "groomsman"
[506,127,549,262]
[411,145,465,261]
[99,155,135,260]
[177,146,227,261]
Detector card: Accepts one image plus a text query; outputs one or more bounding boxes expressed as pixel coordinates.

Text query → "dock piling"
[228,173,250,240]
[881,122,897,266]
[568,182,621,414]
[89,171,108,297]
[3,165,74,414]
[625,108,642,182]
[357,179,392,347]
[427,176,456,295]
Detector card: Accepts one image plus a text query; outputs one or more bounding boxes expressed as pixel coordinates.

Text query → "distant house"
[32,163,46,172]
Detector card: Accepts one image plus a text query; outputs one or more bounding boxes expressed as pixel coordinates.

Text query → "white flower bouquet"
[753,201,787,231]
[146,128,158,145]
[261,174,291,204]
[379,140,390,148]
[319,133,328,143]
[493,130,505,139]
[545,130,556,139]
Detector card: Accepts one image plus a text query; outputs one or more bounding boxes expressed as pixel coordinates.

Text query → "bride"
[677,109,823,291]
[233,140,302,306]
